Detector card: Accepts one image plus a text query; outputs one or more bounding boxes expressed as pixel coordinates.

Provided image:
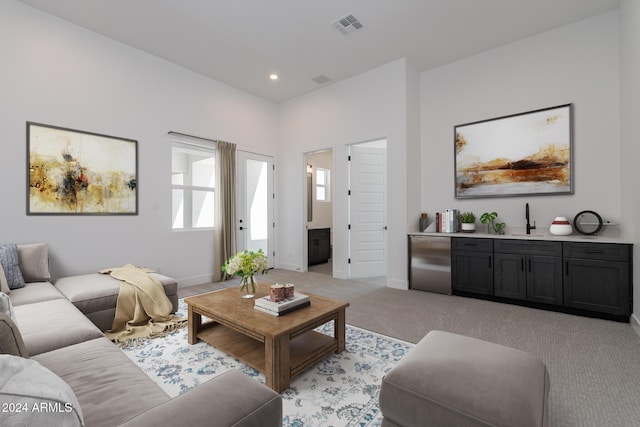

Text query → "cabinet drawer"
[308,228,330,239]
[563,242,630,261]
[452,237,493,252]
[494,239,562,256]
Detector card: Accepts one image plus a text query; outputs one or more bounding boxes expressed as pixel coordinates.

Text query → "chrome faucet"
[526,203,536,234]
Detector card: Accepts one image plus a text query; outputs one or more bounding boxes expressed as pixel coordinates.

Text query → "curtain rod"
[168,130,218,144]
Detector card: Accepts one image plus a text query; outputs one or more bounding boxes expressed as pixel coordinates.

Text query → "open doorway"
[305,149,333,276]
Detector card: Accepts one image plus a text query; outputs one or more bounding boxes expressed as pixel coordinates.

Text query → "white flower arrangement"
[222,249,268,294]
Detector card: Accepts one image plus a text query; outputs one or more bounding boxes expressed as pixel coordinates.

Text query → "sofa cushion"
[55,272,179,316]
[0,263,9,294]
[0,313,28,357]
[9,282,66,307]
[13,299,103,356]
[34,337,170,427]
[0,293,16,322]
[120,369,283,427]
[0,354,84,427]
[17,242,51,283]
[0,244,25,290]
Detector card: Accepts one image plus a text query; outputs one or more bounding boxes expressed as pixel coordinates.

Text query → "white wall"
[0,1,278,285]
[420,12,620,234]
[406,61,423,232]
[277,59,414,288]
[619,0,640,333]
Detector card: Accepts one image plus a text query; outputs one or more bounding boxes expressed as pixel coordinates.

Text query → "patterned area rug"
[121,299,414,426]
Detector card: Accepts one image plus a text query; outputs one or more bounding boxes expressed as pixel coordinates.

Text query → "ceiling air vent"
[331,14,363,36]
[312,75,331,85]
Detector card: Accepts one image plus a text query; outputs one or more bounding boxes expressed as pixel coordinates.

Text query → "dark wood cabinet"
[452,238,493,295]
[449,237,631,321]
[526,255,563,306]
[494,240,563,306]
[493,253,526,300]
[308,228,331,266]
[563,242,631,316]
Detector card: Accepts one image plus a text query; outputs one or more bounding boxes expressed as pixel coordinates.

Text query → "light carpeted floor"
[180,269,640,427]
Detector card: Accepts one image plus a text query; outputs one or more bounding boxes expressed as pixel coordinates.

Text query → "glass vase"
[239,275,257,299]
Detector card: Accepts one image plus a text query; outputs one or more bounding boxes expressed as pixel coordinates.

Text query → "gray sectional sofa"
[0,243,282,427]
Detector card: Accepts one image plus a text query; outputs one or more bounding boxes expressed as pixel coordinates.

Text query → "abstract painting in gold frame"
[454,104,573,199]
[27,122,138,215]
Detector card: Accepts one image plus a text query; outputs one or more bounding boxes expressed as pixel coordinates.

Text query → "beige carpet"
[181,269,640,427]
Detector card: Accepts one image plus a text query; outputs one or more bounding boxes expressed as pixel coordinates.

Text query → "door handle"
[239,226,249,230]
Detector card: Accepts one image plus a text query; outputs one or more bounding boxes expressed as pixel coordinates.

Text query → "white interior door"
[348,140,387,278]
[237,151,274,268]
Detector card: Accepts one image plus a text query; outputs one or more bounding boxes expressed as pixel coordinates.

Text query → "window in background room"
[316,167,330,202]
[172,142,215,230]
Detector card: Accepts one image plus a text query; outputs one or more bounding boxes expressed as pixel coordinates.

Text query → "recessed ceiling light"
[269,74,279,80]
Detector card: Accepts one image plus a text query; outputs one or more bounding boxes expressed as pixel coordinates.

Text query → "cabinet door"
[494,253,526,300]
[308,228,330,265]
[452,251,493,295]
[564,258,630,315]
[527,255,563,306]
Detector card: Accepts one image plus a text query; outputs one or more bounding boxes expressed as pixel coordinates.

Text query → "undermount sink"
[510,233,544,237]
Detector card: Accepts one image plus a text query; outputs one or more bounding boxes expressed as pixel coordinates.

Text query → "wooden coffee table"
[184,283,349,392]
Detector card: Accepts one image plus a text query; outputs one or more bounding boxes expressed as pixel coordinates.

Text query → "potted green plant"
[480,211,506,235]
[458,211,476,233]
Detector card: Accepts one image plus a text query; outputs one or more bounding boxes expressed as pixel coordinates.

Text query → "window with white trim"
[316,167,330,202]
[172,142,215,230]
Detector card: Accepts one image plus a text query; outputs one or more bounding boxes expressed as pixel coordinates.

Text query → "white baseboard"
[387,278,408,290]
[275,262,303,272]
[631,313,640,339]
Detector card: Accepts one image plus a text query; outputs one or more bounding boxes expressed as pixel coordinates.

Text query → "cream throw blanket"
[99,264,186,345]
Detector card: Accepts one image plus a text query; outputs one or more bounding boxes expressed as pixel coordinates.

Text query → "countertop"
[408,227,633,244]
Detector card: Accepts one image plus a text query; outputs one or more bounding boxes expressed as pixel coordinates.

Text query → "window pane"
[172,189,184,229]
[248,160,268,241]
[172,173,184,185]
[192,157,215,187]
[316,167,330,202]
[172,142,215,230]
[192,190,215,228]
[172,145,215,188]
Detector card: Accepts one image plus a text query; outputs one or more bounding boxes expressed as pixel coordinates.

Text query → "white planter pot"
[461,223,476,233]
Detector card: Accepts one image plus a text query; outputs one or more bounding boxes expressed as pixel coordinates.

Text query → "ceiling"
[19,0,620,103]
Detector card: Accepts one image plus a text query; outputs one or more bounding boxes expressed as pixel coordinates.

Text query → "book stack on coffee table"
[254,293,311,316]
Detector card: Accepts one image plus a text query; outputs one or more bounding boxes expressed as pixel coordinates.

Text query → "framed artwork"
[454,104,573,199]
[27,122,138,215]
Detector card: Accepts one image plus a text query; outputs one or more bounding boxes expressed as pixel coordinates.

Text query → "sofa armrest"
[0,313,28,357]
[119,369,282,427]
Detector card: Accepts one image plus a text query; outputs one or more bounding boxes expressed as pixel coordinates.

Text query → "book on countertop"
[254,300,311,316]
[254,292,310,313]
[436,209,459,233]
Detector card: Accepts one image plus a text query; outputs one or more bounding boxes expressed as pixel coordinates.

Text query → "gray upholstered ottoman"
[379,330,550,427]
[55,273,179,331]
